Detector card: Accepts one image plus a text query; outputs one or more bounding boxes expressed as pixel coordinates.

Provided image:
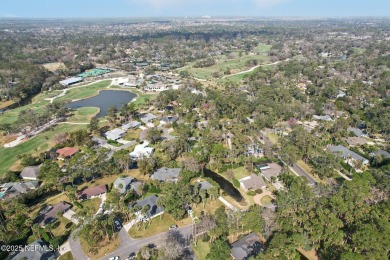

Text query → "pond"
[67,90,136,117]
[204,169,246,206]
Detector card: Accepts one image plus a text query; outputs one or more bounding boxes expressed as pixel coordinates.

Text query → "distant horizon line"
[0,15,389,20]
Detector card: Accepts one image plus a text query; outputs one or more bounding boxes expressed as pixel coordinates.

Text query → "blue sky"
[1,0,389,18]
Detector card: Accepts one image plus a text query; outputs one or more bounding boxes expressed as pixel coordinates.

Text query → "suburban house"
[105,128,126,141]
[144,82,169,92]
[121,121,141,131]
[245,143,263,158]
[328,145,369,166]
[9,239,56,260]
[150,167,181,182]
[347,127,367,137]
[113,176,143,194]
[56,147,79,160]
[197,180,214,190]
[78,184,107,200]
[239,174,267,192]
[0,181,39,200]
[261,163,283,182]
[231,233,264,260]
[130,194,164,221]
[129,141,154,159]
[37,201,72,227]
[160,116,178,125]
[370,149,390,159]
[20,165,41,180]
[140,113,158,124]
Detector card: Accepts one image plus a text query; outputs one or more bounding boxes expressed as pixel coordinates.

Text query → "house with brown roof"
[239,174,266,192]
[37,201,72,227]
[20,165,41,180]
[78,184,107,200]
[56,147,79,160]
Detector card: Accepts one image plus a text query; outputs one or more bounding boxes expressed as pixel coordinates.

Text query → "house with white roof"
[129,141,154,159]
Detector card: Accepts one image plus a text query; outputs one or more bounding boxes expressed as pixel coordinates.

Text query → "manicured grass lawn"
[58,252,74,260]
[68,107,99,123]
[51,217,74,237]
[80,235,120,260]
[192,198,223,216]
[0,123,86,174]
[260,195,273,205]
[232,167,251,179]
[128,213,191,239]
[0,99,50,124]
[77,198,101,213]
[123,128,141,140]
[192,240,210,260]
[57,80,112,101]
[131,90,157,107]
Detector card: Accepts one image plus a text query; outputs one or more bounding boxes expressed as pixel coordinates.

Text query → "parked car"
[109,256,120,260]
[114,219,122,231]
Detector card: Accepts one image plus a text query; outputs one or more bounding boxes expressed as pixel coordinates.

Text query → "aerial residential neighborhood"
[0,1,389,260]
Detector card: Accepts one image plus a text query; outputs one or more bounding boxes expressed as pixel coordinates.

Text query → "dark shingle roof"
[10,239,56,260]
[151,168,181,182]
[130,194,164,217]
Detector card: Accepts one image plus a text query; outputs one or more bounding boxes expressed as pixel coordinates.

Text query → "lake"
[67,90,136,117]
[204,169,246,206]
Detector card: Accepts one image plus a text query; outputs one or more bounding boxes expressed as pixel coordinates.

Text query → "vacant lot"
[0,123,86,174]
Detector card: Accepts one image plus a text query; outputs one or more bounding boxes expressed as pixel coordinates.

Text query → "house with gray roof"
[122,121,141,131]
[105,128,126,141]
[197,180,214,190]
[140,113,158,124]
[37,201,72,227]
[370,149,390,159]
[160,116,178,125]
[328,145,369,166]
[239,174,266,192]
[231,233,264,260]
[313,115,333,121]
[113,176,143,194]
[347,127,367,137]
[10,239,56,260]
[130,194,164,220]
[151,167,181,182]
[0,181,39,200]
[20,165,41,180]
[261,163,282,182]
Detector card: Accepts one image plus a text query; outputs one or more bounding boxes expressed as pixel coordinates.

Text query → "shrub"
[202,234,210,242]
[247,190,256,196]
[232,178,240,188]
[255,189,263,194]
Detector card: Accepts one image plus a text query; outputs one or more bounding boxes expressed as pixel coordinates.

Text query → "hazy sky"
[1,0,390,18]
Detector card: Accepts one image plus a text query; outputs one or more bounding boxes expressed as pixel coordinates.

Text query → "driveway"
[100,225,193,260]
[291,163,317,186]
[253,190,275,206]
[68,230,89,260]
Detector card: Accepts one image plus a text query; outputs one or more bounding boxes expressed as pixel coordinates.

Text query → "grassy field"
[68,107,99,123]
[254,43,273,53]
[232,167,251,180]
[260,195,273,205]
[56,80,112,102]
[192,240,210,260]
[52,217,74,237]
[58,252,74,260]
[178,52,270,80]
[42,62,66,72]
[0,123,86,174]
[131,90,157,107]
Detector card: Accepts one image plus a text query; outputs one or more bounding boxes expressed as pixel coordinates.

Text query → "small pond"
[67,90,136,117]
[204,169,246,206]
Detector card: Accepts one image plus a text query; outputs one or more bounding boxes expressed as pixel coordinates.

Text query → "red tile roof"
[56,147,79,158]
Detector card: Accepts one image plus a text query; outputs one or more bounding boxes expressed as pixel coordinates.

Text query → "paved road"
[100,225,193,260]
[291,163,317,186]
[68,230,89,260]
